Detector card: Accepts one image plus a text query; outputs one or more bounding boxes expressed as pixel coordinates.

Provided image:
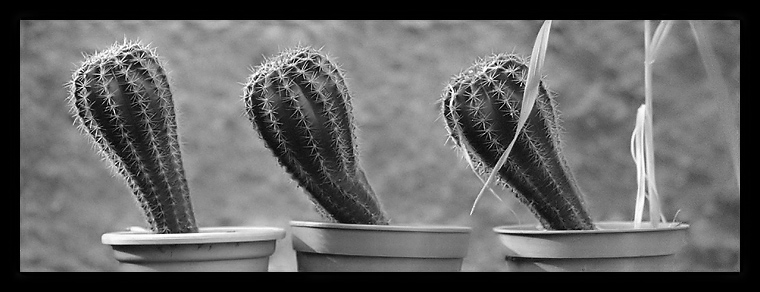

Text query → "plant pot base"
[290,220,471,272]
[295,252,465,272]
[505,254,678,272]
[110,241,277,272]
[116,256,274,272]
[102,226,285,272]
[493,221,689,272]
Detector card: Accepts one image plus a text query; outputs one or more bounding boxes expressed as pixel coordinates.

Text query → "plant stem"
[643,20,664,227]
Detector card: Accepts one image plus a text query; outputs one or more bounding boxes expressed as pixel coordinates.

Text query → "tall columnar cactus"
[441,53,594,230]
[66,40,198,234]
[243,46,390,225]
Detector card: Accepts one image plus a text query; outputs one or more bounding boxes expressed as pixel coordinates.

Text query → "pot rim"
[290,220,471,233]
[493,220,689,235]
[101,226,286,245]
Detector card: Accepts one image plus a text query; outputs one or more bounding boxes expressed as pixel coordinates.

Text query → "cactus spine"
[66,40,198,234]
[243,46,389,225]
[441,53,594,230]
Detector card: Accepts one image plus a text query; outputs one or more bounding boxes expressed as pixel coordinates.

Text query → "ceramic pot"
[493,221,689,272]
[290,220,472,272]
[101,226,286,272]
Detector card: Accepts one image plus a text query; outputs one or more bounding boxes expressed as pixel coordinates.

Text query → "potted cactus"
[243,46,471,272]
[66,40,285,272]
[440,21,689,271]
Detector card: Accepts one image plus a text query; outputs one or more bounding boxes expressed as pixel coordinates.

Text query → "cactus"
[441,53,594,230]
[243,46,390,225]
[65,40,198,234]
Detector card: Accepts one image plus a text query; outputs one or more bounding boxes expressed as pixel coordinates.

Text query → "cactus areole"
[244,46,390,225]
[441,53,594,230]
[67,40,198,234]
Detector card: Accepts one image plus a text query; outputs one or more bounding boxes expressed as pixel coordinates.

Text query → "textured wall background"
[20,20,739,271]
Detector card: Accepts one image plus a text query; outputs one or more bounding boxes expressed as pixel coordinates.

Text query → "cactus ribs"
[441,53,594,230]
[243,46,390,225]
[66,40,197,234]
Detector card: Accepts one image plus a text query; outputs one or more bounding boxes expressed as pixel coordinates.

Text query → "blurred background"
[20,20,739,272]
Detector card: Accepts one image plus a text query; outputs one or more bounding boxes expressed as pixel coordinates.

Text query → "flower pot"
[101,226,286,272]
[290,220,472,272]
[493,221,689,272]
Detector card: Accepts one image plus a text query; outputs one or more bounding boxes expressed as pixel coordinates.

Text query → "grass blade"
[649,20,674,63]
[689,20,740,191]
[472,20,553,213]
[641,20,670,227]
[444,85,505,214]
[631,105,647,228]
